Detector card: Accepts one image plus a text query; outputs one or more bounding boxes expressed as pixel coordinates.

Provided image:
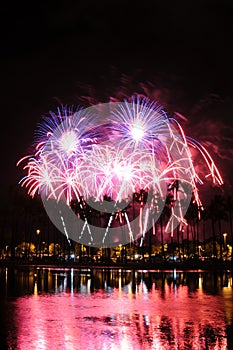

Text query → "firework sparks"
[17,96,223,247]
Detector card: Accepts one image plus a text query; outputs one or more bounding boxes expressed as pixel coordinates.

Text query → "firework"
[17,97,223,247]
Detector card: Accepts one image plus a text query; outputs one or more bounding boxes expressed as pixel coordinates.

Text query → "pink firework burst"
[17,96,224,247]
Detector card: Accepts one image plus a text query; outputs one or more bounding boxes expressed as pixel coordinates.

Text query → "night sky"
[1,0,233,206]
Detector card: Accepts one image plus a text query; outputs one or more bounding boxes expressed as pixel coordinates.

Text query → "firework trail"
[17,96,223,247]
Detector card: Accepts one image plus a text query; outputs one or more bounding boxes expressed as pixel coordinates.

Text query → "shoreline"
[0,259,232,271]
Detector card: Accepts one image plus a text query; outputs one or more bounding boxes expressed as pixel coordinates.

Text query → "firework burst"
[17,96,223,247]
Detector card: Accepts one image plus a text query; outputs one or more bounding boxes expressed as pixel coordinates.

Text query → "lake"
[0,266,232,349]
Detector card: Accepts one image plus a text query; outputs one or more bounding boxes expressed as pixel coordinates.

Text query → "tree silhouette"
[224,195,233,261]
[207,195,227,258]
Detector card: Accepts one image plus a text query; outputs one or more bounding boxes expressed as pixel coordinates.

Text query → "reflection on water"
[0,267,232,349]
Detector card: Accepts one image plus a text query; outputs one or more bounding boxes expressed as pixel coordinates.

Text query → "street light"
[223,233,227,250]
[88,242,91,257]
[36,229,40,258]
[42,241,46,258]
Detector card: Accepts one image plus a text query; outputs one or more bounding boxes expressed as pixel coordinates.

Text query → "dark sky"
[1,0,233,204]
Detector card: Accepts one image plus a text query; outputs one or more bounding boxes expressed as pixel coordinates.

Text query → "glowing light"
[17,96,224,246]
[113,160,132,181]
[59,130,78,155]
[131,120,145,141]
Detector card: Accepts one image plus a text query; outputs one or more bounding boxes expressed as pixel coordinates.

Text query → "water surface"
[0,266,232,349]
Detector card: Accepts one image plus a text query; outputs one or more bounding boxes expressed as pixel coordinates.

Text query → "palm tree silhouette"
[207,195,227,258]
[224,195,233,261]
